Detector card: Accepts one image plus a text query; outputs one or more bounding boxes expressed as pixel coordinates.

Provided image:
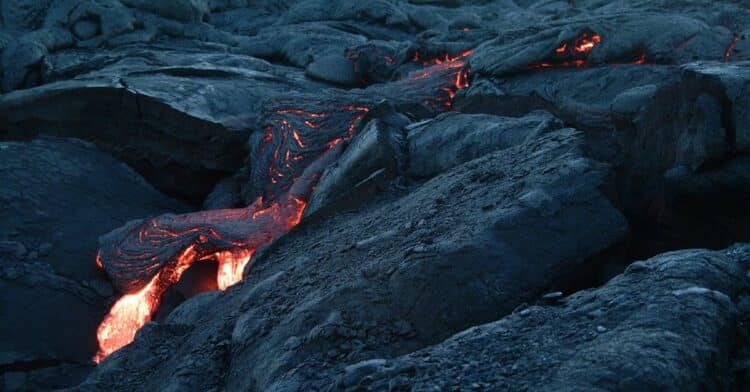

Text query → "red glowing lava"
[529,34,649,70]
[93,50,473,363]
[412,49,474,67]
[725,35,739,62]
[573,34,601,53]
[529,33,602,69]
[94,244,199,363]
[93,194,309,362]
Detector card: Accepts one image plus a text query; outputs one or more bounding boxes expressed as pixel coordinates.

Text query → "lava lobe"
[92,51,473,362]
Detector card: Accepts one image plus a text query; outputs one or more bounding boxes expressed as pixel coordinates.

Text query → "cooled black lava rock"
[339,245,750,391]
[0,137,187,391]
[75,125,628,391]
[2,0,750,391]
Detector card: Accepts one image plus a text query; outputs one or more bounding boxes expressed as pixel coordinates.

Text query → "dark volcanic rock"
[0,137,187,390]
[605,61,750,254]
[0,137,188,280]
[3,1,750,390]
[406,110,564,178]
[0,48,287,200]
[75,126,627,391]
[305,54,359,86]
[341,245,750,391]
[305,104,410,217]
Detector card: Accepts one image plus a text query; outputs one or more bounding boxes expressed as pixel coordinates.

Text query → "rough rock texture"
[338,245,750,391]
[0,137,187,390]
[406,110,564,178]
[74,126,628,391]
[2,0,750,390]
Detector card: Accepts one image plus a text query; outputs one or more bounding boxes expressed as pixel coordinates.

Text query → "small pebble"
[596,325,607,333]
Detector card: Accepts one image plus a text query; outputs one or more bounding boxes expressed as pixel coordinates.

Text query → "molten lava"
[530,32,602,69]
[529,33,650,69]
[93,194,311,362]
[412,49,474,67]
[93,51,473,363]
[94,245,199,363]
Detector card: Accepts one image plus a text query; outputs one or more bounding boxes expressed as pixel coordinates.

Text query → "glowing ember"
[633,53,647,65]
[573,34,601,53]
[553,32,601,57]
[528,33,602,69]
[725,35,739,62]
[414,49,474,67]
[529,34,645,69]
[93,49,473,364]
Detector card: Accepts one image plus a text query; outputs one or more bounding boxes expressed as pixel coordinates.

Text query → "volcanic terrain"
[2,0,750,391]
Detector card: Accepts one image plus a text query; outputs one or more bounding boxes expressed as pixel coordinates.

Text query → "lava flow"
[532,32,602,69]
[529,32,651,69]
[93,193,310,362]
[93,50,473,363]
[725,34,739,62]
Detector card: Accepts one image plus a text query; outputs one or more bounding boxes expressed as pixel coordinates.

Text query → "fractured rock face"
[606,61,750,253]
[305,103,410,217]
[0,49,276,200]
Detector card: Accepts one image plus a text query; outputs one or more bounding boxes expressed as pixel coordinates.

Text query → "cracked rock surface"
[2,0,750,391]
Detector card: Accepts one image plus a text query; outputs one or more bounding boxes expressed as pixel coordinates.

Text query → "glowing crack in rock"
[725,35,739,62]
[530,33,650,69]
[532,32,602,69]
[93,51,473,363]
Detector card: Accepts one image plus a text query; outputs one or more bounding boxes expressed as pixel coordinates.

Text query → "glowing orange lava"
[529,33,604,70]
[94,245,198,362]
[93,195,310,363]
[633,52,647,65]
[573,34,601,53]
[93,49,473,364]
[216,249,255,290]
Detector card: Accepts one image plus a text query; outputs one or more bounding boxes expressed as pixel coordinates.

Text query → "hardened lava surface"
[3,1,750,391]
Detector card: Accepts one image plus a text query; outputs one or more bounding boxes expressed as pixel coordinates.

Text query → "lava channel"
[93,51,473,362]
